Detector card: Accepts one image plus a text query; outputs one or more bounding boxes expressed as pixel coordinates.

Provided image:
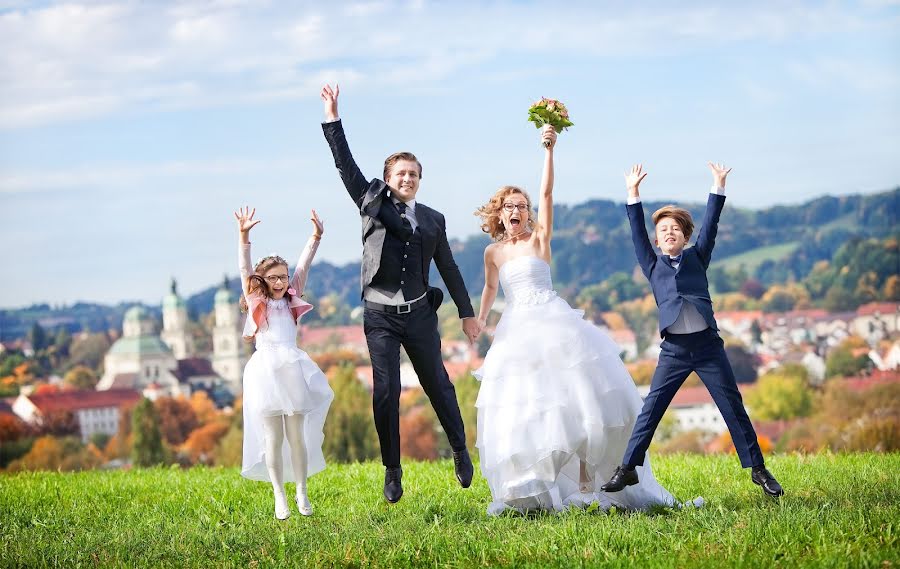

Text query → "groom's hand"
[321,84,340,122]
[462,318,481,345]
[708,162,732,189]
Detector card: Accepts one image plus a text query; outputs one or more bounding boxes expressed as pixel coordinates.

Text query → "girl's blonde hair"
[474,186,540,241]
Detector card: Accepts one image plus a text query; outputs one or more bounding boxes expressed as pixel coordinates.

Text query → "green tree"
[322,365,379,462]
[63,365,98,390]
[131,398,166,467]
[453,371,480,451]
[745,369,813,421]
[28,323,49,352]
[825,337,871,378]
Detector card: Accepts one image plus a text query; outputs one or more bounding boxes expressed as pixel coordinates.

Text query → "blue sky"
[1,0,898,307]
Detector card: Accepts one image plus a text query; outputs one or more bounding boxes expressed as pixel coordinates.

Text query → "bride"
[472,125,681,515]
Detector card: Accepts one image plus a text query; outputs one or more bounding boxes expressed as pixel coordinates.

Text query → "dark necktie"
[396,201,412,233]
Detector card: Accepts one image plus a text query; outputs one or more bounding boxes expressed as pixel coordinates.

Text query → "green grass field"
[1,454,898,568]
[710,242,801,273]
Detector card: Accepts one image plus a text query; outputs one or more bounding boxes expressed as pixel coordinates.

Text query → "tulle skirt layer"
[241,344,334,482]
[474,296,677,515]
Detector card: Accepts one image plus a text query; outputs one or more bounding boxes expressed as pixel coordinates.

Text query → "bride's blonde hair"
[474,186,540,241]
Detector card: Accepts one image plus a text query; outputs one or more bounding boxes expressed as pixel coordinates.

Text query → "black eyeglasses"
[502,203,529,212]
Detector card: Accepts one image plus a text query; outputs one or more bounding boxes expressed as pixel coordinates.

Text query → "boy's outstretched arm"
[624,164,656,278]
[694,162,731,267]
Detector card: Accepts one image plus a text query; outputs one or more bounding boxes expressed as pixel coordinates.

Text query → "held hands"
[321,84,340,122]
[625,164,648,198]
[310,209,324,239]
[462,318,483,346]
[708,162,732,188]
[234,206,261,241]
[541,124,557,150]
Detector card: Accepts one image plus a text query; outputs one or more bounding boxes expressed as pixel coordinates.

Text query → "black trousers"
[622,328,764,469]
[364,305,467,467]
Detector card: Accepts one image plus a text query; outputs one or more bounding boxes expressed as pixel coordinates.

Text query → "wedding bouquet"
[527,97,574,147]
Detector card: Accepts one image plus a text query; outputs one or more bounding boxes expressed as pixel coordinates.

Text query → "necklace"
[502,229,532,242]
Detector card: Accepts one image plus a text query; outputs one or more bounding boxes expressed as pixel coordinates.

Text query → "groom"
[320,84,479,503]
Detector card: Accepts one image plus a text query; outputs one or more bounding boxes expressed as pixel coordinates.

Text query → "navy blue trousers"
[364,305,467,467]
[623,328,764,468]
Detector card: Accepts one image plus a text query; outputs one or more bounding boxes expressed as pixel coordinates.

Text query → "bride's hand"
[541,124,557,149]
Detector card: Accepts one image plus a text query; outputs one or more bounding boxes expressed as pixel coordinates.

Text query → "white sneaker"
[296,493,313,516]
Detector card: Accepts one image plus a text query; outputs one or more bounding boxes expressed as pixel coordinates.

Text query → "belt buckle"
[397,302,412,314]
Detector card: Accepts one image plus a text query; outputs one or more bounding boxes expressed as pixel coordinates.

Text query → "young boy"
[600,163,783,498]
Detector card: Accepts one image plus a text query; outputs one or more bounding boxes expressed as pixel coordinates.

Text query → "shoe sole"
[752,479,784,498]
[457,475,472,489]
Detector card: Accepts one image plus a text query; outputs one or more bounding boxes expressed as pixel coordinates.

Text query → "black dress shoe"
[453,448,474,488]
[600,466,639,493]
[751,467,784,498]
[384,466,403,503]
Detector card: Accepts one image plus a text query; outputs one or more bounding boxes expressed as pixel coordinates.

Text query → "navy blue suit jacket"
[626,193,725,338]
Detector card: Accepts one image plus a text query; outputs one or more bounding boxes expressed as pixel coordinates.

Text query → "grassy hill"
[1,454,897,568]
[710,241,801,272]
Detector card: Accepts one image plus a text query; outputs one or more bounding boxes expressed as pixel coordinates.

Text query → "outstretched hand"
[310,209,324,238]
[708,162,732,188]
[234,206,261,234]
[625,164,648,198]
[321,84,340,122]
[541,124,557,149]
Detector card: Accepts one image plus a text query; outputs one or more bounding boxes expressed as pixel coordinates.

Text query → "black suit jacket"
[322,120,475,318]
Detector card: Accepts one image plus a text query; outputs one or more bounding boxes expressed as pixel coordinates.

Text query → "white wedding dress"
[474,255,682,515]
[241,298,334,482]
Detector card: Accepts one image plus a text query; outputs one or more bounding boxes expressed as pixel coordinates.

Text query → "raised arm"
[536,125,556,244]
[623,164,657,278]
[234,206,261,296]
[477,246,500,331]
[320,84,370,207]
[291,209,324,295]
[694,162,731,266]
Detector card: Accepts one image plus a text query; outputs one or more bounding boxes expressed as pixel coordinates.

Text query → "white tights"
[262,414,308,505]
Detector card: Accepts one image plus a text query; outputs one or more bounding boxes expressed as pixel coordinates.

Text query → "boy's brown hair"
[383,152,422,181]
[651,205,695,240]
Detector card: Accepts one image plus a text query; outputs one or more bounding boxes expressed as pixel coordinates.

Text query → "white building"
[160,279,195,360]
[96,306,191,398]
[211,278,246,392]
[12,389,141,443]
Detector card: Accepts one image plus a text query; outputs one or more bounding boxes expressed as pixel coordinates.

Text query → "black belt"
[364,296,429,314]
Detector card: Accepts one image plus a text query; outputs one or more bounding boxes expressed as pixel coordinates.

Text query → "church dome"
[215,287,235,305]
[163,293,186,309]
[124,305,151,323]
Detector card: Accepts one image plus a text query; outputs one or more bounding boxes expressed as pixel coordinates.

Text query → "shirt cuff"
[323,117,340,124]
[711,185,725,195]
[627,196,642,205]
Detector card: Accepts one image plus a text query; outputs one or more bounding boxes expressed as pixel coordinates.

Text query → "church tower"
[212,276,246,392]
[161,278,195,359]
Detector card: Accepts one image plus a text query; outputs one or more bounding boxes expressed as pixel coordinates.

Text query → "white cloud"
[1,1,893,129]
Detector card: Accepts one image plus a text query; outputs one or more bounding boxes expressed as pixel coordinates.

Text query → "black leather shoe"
[384,466,403,503]
[751,467,784,498]
[453,448,474,488]
[600,466,639,493]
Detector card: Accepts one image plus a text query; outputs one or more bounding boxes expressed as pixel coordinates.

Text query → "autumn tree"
[399,408,437,460]
[154,396,198,445]
[453,371,480,451]
[189,390,218,426]
[181,421,230,465]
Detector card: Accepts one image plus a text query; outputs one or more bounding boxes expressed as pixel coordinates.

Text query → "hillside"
[1,187,897,339]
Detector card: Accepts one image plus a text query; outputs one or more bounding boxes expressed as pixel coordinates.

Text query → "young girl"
[472,126,684,515]
[235,206,334,520]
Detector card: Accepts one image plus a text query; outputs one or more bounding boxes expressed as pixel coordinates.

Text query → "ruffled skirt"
[241,344,334,482]
[474,295,678,515]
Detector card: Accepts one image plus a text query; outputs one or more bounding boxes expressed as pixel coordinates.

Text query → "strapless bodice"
[499,256,557,306]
